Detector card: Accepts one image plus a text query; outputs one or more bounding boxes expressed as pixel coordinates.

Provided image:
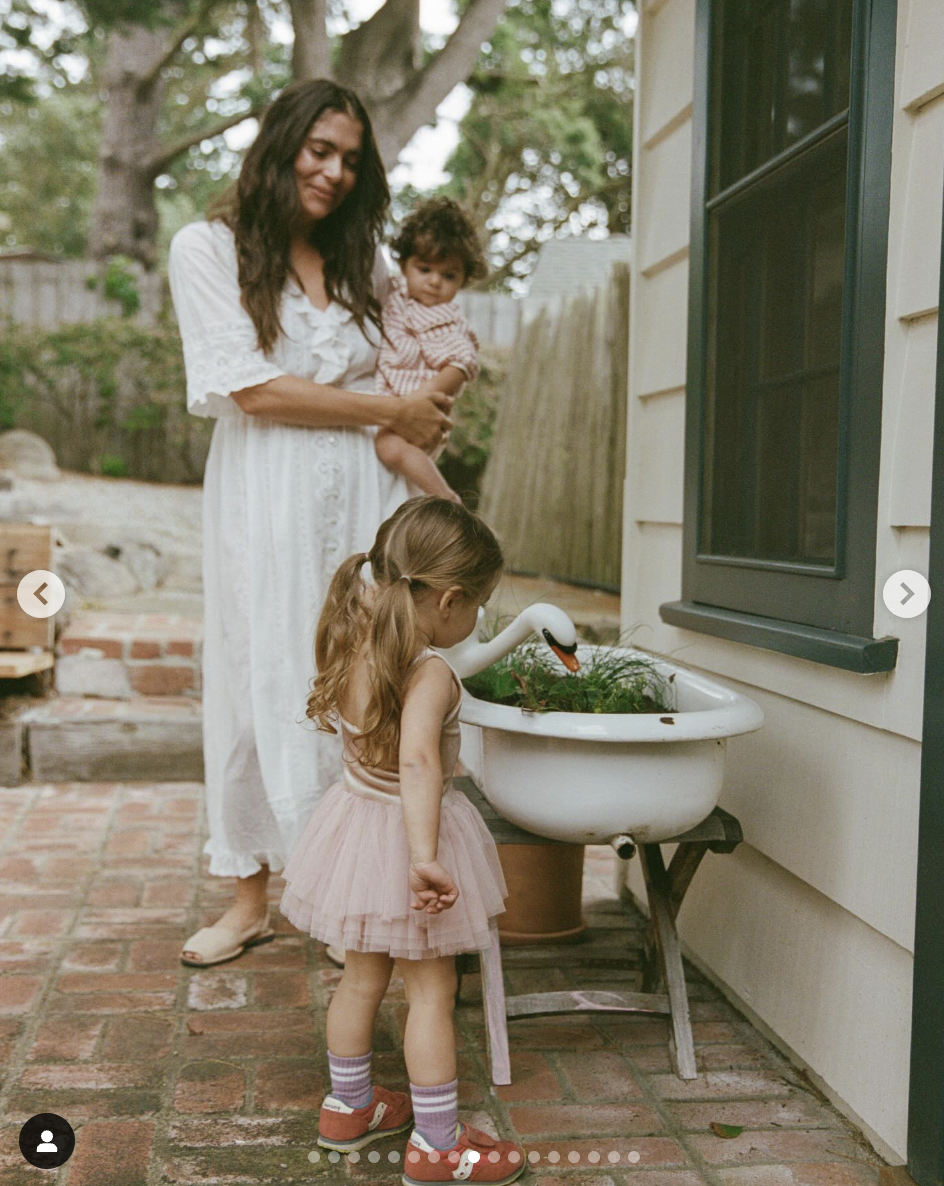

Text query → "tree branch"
[377,0,507,157]
[147,104,267,176]
[137,0,217,94]
[287,0,331,80]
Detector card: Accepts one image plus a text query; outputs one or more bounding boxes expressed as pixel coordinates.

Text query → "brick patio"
[0,780,886,1185]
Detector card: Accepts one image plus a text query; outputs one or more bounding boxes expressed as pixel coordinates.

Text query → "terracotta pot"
[495,842,586,945]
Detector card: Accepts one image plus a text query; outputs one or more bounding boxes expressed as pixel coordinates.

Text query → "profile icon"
[19,1113,74,1169]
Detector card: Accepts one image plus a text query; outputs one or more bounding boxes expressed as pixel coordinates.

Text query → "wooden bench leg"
[479,921,512,1086]
[638,844,698,1080]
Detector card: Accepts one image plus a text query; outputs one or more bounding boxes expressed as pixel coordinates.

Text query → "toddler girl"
[280,496,525,1185]
[375,198,488,504]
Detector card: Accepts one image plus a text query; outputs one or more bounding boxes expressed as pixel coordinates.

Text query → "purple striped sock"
[411,1079,459,1151]
[327,1050,373,1109]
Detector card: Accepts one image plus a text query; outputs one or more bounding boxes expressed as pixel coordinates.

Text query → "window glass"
[712,0,853,194]
[701,130,847,566]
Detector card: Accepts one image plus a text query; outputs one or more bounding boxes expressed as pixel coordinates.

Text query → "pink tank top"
[340,650,463,801]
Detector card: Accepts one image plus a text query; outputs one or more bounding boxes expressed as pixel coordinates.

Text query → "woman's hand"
[409,859,459,914]
[391,384,454,452]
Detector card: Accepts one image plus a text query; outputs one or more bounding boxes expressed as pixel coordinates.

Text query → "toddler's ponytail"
[358,573,425,769]
[307,552,370,733]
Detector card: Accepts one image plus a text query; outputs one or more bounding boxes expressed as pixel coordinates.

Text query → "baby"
[375,197,487,503]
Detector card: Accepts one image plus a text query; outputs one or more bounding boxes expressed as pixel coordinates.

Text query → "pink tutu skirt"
[280,780,508,960]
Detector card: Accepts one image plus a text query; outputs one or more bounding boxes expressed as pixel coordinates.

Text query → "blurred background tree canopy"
[0,0,634,287]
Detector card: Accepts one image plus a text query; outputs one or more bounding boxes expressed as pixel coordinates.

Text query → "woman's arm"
[232,375,453,450]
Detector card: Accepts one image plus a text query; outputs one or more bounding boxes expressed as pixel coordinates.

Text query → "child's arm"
[399,657,461,913]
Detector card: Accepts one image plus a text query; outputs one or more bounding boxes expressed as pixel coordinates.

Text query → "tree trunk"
[324,0,506,169]
[88,24,167,268]
[288,0,332,80]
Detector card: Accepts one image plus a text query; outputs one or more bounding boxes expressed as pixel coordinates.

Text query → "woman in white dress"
[168,80,453,966]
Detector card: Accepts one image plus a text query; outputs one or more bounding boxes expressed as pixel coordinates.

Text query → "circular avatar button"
[19,1113,75,1169]
[882,569,931,620]
[16,570,65,619]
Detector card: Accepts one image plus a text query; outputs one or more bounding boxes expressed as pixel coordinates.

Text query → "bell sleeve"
[168,221,287,419]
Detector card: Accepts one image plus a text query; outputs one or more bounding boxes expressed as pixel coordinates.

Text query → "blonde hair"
[307,497,503,769]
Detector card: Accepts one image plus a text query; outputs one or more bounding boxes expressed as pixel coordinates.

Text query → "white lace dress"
[168,220,408,877]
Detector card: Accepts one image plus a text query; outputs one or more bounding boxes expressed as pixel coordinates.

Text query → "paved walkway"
[0,780,885,1186]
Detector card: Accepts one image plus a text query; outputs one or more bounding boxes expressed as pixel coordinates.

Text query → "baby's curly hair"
[390,197,488,285]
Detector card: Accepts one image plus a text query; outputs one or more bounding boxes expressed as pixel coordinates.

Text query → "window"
[661,0,899,672]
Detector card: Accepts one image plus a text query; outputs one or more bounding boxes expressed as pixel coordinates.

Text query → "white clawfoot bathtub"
[457,646,764,845]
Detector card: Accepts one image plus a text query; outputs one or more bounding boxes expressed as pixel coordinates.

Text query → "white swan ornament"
[438,602,580,679]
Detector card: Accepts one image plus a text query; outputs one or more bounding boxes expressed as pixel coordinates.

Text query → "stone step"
[22,696,203,782]
[56,612,202,699]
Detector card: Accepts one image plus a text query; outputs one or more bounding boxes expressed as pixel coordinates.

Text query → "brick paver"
[0,782,886,1185]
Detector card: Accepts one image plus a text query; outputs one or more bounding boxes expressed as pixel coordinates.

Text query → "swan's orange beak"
[551,645,580,673]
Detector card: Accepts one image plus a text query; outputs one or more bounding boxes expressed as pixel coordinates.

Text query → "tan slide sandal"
[180,915,277,968]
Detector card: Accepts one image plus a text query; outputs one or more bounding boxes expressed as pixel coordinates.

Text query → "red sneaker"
[402,1122,526,1184]
[317,1085,413,1152]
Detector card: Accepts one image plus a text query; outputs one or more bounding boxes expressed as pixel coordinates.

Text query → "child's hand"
[409,860,459,914]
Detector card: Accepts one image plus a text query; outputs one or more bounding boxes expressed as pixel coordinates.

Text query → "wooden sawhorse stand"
[454,776,742,1083]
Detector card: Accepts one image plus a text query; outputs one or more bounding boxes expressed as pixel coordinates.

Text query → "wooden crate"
[0,524,54,650]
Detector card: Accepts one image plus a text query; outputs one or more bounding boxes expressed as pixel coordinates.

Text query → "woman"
[168,80,452,966]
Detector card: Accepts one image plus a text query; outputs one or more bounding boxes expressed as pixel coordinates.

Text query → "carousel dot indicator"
[588,1150,600,1163]
[528,1150,541,1163]
[608,1150,621,1163]
[467,1150,480,1163]
[327,1150,340,1163]
[628,1150,641,1163]
[367,1150,380,1163]
[548,1150,560,1163]
[307,1151,320,1163]
[388,1150,401,1163]
[568,1150,580,1163]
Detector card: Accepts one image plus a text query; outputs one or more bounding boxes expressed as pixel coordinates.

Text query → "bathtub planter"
[458,646,764,847]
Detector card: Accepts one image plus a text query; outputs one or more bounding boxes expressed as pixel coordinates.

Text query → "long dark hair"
[209,79,390,353]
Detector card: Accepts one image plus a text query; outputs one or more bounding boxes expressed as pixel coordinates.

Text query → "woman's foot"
[402,1123,526,1184]
[317,1085,413,1152]
[180,906,275,967]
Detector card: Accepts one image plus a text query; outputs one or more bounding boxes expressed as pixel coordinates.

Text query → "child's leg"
[375,428,461,503]
[398,955,459,1149]
[326,950,394,1106]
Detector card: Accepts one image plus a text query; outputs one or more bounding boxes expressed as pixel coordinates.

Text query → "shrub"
[0,317,212,483]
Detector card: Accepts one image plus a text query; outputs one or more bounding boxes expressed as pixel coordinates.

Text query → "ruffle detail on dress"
[280,782,508,960]
[282,284,356,385]
[203,840,287,879]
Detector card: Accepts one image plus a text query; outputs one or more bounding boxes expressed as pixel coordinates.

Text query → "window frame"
[660,0,899,673]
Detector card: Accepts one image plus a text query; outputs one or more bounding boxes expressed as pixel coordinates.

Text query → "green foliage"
[437,348,505,509]
[435,0,635,289]
[0,89,102,256]
[101,257,141,317]
[0,317,211,483]
[97,453,129,478]
[463,635,675,715]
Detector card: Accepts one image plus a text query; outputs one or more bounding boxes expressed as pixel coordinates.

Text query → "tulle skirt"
[279,780,508,960]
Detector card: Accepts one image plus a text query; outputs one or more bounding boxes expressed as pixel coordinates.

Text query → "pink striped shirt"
[377,276,479,398]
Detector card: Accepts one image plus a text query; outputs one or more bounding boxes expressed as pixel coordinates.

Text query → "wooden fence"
[0,256,164,327]
[479,263,629,590]
[454,290,520,348]
[0,254,519,346]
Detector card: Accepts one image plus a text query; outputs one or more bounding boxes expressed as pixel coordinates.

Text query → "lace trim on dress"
[181,319,285,418]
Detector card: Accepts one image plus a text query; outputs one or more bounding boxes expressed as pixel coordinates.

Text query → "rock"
[0,430,60,480]
[103,540,169,592]
[56,654,132,700]
[58,548,139,601]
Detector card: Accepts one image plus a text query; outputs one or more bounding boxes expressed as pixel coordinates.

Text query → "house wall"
[621,0,943,1159]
